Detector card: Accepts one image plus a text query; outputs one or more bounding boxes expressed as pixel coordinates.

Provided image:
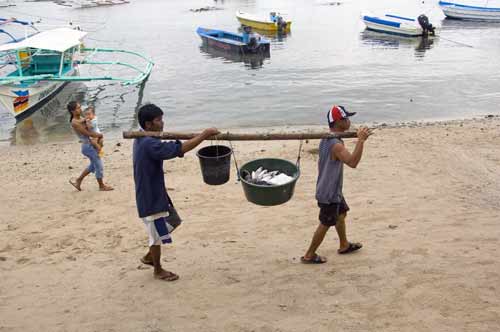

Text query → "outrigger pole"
[122,131,360,140]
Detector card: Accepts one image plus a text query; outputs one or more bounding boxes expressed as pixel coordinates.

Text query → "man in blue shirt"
[133,104,219,281]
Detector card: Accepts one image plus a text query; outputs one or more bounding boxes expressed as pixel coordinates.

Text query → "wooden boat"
[439,1,500,21]
[196,27,270,54]
[235,10,291,32]
[0,28,153,121]
[362,13,439,37]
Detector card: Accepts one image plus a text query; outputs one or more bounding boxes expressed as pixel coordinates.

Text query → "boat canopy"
[0,28,86,52]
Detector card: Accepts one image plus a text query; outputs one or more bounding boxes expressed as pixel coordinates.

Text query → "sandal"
[300,254,327,264]
[338,242,363,254]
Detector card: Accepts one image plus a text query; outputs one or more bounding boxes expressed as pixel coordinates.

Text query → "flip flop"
[69,179,81,191]
[140,257,154,266]
[300,254,327,264]
[338,242,363,255]
[155,271,179,282]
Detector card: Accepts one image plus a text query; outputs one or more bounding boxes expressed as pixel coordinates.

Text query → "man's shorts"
[318,198,350,226]
[142,207,182,246]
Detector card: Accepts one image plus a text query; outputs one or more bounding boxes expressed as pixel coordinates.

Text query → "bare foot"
[99,185,114,191]
[154,269,179,281]
[69,179,82,191]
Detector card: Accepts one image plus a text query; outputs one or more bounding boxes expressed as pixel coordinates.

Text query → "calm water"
[1,0,500,145]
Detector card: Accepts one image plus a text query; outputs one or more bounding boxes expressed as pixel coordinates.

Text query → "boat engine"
[417,14,435,36]
[276,16,287,31]
[248,35,260,51]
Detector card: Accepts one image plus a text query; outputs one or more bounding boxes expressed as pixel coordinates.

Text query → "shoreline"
[1,117,499,331]
[2,113,499,148]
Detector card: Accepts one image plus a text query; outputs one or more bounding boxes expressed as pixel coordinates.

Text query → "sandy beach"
[0,117,499,332]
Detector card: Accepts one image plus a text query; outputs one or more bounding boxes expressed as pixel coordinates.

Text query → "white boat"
[361,13,439,37]
[439,1,500,21]
[0,0,16,7]
[0,28,153,121]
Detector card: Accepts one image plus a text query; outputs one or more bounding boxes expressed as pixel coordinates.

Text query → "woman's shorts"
[318,198,350,226]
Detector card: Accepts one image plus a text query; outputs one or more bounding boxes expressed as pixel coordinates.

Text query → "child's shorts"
[142,207,182,246]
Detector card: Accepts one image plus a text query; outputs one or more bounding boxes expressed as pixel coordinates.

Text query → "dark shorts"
[318,198,350,226]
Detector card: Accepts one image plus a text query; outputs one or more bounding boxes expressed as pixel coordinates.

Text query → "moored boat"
[196,27,270,54]
[236,10,291,32]
[361,13,438,37]
[0,27,153,121]
[439,1,500,21]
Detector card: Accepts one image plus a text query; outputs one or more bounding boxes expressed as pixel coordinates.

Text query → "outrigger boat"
[439,1,500,21]
[236,10,291,32]
[361,13,439,37]
[196,27,270,54]
[0,27,153,121]
[1,18,39,45]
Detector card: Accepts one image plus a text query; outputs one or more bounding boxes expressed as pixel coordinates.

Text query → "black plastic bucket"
[196,145,232,185]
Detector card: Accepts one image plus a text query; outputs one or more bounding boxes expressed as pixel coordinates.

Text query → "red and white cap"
[327,105,356,126]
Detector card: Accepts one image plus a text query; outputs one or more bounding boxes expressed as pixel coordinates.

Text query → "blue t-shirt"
[133,136,184,218]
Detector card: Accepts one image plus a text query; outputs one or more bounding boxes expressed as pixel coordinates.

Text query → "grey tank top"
[315,138,344,204]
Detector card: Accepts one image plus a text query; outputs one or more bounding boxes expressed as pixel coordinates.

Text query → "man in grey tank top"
[301,105,371,264]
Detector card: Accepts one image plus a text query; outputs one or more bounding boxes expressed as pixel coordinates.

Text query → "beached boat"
[236,10,291,32]
[439,1,500,21]
[362,13,438,37]
[196,27,270,54]
[0,27,153,121]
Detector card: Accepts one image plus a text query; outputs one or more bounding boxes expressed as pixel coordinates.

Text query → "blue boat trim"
[363,16,401,28]
[439,1,500,12]
[385,14,415,22]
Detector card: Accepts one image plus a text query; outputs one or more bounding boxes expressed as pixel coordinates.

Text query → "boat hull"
[439,1,500,21]
[362,15,438,37]
[0,70,74,121]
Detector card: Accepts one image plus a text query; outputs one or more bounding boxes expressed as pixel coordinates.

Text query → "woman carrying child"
[67,101,113,191]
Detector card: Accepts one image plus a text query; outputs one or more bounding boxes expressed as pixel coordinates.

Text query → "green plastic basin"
[239,158,300,206]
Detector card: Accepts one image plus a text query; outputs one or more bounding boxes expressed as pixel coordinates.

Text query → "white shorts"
[142,208,182,246]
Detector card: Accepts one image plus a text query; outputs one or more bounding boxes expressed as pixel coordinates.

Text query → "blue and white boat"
[0,18,39,45]
[361,13,438,37]
[196,27,270,54]
[439,1,500,21]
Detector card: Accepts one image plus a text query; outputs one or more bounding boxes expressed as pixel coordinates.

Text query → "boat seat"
[31,54,62,74]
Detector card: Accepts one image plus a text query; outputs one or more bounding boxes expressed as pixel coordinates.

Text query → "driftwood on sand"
[122,131,359,141]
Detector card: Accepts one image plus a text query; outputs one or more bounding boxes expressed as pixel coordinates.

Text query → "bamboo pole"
[122,131,359,140]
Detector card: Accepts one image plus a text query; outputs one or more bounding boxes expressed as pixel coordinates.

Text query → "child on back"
[84,106,104,156]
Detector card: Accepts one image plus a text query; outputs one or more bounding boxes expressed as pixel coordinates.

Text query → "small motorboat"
[236,10,291,32]
[361,13,438,37]
[439,1,500,21]
[196,27,270,54]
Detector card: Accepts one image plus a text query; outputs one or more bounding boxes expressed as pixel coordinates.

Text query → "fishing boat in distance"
[236,10,291,32]
[439,1,500,21]
[0,27,153,121]
[361,12,439,37]
[196,27,270,54]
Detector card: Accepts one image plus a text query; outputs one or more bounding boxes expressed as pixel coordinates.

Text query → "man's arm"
[332,127,370,168]
[181,127,219,153]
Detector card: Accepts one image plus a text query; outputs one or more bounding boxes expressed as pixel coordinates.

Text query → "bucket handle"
[228,138,241,181]
[296,139,303,171]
